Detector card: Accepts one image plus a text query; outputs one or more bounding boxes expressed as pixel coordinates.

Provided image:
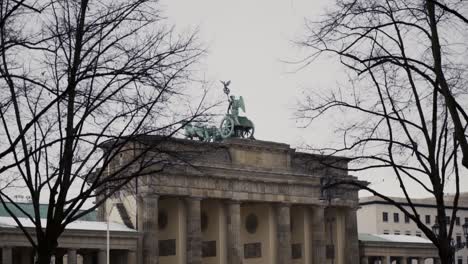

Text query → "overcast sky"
[158,0,468,198]
[160,0,341,145]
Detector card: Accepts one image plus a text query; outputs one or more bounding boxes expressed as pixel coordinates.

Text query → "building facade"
[102,137,363,264]
[359,233,438,264]
[0,217,138,264]
[358,194,468,264]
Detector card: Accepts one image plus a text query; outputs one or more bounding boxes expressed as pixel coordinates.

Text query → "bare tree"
[0,0,208,263]
[298,0,467,263]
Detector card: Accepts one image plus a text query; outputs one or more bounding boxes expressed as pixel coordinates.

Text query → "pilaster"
[2,247,12,264]
[227,200,243,264]
[67,249,77,264]
[128,250,137,264]
[311,206,326,264]
[142,194,159,264]
[276,203,292,264]
[186,197,202,264]
[98,250,106,264]
[344,207,359,264]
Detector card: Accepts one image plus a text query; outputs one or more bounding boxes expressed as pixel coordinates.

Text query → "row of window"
[383,230,422,237]
[383,229,465,243]
[456,259,468,264]
[382,212,468,225]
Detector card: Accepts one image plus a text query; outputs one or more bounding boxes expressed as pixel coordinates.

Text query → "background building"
[0,215,137,264]
[358,194,468,264]
[359,233,438,264]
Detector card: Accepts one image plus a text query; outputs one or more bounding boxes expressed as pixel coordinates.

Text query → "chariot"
[184,80,256,142]
[219,114,255,139]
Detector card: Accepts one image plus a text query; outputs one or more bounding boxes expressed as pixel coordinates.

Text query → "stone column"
[141,194,159,264]
[19,248,33,264]
[67,249,77,264]
[401,257,408,264]
[127,250,137,264]
[384,256,391,264]
[345,207,360,264]
[227,200,243,264]
[2,247,12,264]
[98,250,106,264]
[311,206,326,264]
[186,197,202,264]
[361,256,369,264]
[277,203,292,264]
[83,253,93,264]
[417,257,425,264]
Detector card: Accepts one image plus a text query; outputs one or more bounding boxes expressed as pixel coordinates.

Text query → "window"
[383,230,389,235]
[394,230,400,235]
[404,214,410,223]
[416,231,422,237]
[425,215,431,224]
[465,217,468,224]
[394,213,399,223]
[405,231,411,236]
[455,217,460,226]
[456,235,462,248]
[383,212,388,222]
[457,258,462,264]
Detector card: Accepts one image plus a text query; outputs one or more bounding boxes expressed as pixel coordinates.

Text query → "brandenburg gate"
[101,137,362,264]
[100,87,362,264]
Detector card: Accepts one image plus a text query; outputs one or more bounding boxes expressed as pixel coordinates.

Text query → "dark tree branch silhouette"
[0,0,208,263]
[298,0,468,263]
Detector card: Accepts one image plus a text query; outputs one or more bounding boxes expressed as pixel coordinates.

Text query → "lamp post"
[432,221,468,264]
[106,202,117,264]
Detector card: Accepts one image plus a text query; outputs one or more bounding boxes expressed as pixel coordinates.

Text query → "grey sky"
[160,0,468,198]
[160,0,339,143]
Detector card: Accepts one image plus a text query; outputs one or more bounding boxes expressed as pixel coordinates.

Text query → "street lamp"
[432,221,468,264]
[432,222,439,236]
[462,222,468,240]
[107,202,117,264]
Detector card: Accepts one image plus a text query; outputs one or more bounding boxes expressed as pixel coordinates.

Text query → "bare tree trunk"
[36,243,53,264]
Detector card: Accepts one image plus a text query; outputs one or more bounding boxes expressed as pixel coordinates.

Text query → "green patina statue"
[184,123,222,142]
[184,80,255,142]
[219,80,255,139]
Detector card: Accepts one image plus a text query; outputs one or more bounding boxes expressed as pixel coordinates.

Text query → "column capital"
[311,204,327,209]
[185,196,203,202]
[276,201,292,207]
[225,199,241,205]
[139,193,159,199]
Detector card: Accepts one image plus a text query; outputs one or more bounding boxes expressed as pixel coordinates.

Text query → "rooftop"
[0,202,96,221]
[0,216,135,232]
[359,193,468,209]
[359,233,432,244]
